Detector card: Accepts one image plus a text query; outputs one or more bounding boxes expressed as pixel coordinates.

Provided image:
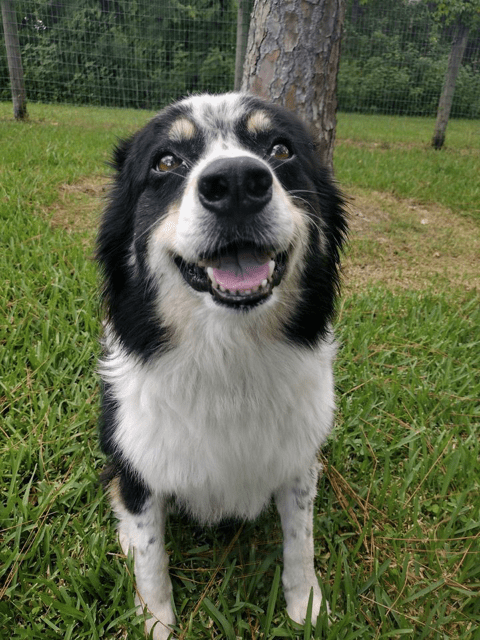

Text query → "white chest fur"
[101,319,336,523]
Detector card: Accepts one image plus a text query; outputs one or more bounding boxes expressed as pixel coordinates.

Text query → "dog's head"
[98,93,347,357]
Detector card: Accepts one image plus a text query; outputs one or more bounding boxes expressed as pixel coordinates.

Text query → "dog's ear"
[97,128,169,357]
[97,136,138,301]
[110,137,134,172]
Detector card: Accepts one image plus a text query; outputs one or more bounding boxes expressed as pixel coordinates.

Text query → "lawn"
[1,103,479,639]
[335,112,480,221]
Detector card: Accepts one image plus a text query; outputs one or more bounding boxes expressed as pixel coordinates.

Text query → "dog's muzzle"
[174,156,289,310]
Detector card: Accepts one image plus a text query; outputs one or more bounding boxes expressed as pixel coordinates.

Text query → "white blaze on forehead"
[182,92,248,134]
[168,117,197,142]
[198,135,260,166]
[176,95,273,158]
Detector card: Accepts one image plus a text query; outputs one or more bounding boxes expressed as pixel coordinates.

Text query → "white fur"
[102,320,335,638]
[111,488,175,639]
[275,462,325,623]
[101,322,336,523]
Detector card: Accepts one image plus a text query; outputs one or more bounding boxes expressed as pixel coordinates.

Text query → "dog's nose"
[198,156,273,218]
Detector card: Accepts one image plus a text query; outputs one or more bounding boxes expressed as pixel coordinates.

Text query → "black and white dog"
[97,93,347,639]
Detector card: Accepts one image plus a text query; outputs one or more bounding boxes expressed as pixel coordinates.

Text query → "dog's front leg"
[274,462,324,626]
[112,485,175,640]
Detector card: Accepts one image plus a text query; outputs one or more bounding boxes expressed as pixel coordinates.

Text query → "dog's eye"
[269,142,291,161]
[156,154,182,172]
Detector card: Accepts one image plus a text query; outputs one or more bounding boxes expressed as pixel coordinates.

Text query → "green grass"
[335,113,480,221]
[0,102,156,218]
[1,103,479,639]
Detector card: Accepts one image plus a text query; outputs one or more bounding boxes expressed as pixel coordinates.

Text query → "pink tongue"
[212,253,270,292]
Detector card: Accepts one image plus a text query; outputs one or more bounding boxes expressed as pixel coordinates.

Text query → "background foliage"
[338,0,480,118]
[1,0,239,108]
[1,0,480,117]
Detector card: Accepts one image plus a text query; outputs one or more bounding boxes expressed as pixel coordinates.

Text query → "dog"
[97,92,347,639]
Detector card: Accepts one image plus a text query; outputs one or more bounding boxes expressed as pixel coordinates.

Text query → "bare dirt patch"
[343,187,479,293]
[48,177,480,293]
[48,175,109,235]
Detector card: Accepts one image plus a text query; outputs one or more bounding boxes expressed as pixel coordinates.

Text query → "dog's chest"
[107,333,336,522]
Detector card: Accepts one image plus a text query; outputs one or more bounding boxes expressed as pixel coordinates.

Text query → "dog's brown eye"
[156,154,182,172]
[270,143,291,160]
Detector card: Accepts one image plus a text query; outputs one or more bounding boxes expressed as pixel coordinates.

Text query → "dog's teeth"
[261,279,268,288]
[219,285,226,292]
[243,289,252,295]
[206,266,218,288]
[268,260,275,278]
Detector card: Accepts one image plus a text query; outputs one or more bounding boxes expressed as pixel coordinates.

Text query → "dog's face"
[98,93,346,355]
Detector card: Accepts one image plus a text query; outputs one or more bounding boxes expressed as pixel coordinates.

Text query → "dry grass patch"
[48,175,109,235]
[344,187,480,293]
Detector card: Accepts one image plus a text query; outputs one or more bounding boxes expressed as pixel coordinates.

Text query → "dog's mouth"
[174,244,288,309]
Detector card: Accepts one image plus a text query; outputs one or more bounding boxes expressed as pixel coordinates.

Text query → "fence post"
[1,0,28,119]
[234,0,248,91]
[432,22,469,150]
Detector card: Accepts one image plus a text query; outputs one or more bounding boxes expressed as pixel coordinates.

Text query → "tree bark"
[1,0,27,119]
[432,22,469,150]
[241,0,346,172]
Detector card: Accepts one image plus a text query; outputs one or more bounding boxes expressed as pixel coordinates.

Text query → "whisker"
[135,216,169,243]
[167,170,187,180]
[274,158,296,171]
[289,194,317,217]
[288,189,318,196]
[179,157,194,169]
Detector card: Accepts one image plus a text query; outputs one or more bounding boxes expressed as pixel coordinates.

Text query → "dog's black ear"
[110,137,133,172]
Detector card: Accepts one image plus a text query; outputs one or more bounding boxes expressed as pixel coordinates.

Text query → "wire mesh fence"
[1,0,479,118]
[0,0,249,109]
[339,0,480,119]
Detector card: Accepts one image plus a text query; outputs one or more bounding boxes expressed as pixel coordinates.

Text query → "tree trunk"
[241,0,346,172]
[1,0,27,120]
[432,22,469,150]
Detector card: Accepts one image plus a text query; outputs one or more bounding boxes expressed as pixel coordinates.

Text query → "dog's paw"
[136,595,176,640]
[285,581,324,626]
[144,615,175,640]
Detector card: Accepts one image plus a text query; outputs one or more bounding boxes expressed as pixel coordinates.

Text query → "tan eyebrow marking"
[246,110,273,134]
[168,117,197,142]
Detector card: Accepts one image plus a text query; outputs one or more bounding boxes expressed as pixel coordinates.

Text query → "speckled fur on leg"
[275,462,324,625]
[109,480,175,639]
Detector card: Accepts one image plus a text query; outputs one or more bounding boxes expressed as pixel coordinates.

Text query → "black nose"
[197,156,273,219]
